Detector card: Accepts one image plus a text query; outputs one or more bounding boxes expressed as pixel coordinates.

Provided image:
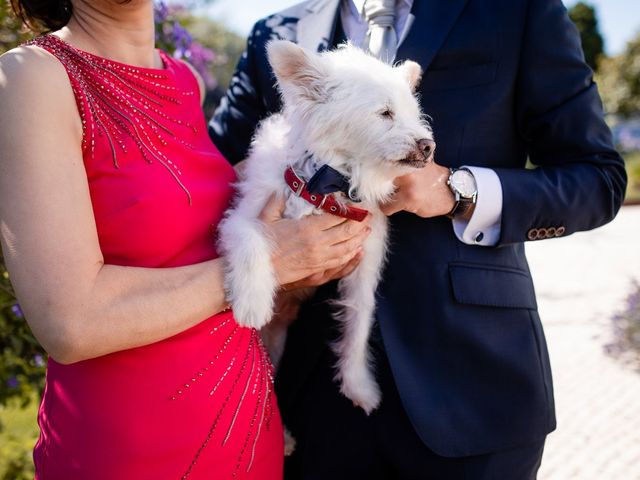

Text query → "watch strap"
[446,168,477,219]
[446,197,474,219]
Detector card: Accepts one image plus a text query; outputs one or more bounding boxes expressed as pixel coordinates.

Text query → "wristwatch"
[446,167,478,218]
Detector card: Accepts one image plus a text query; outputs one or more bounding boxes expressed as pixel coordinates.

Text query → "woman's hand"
[281,249,363,290]
[259,195,371,287]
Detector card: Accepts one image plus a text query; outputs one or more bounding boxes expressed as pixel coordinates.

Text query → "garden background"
[1,1,640,478]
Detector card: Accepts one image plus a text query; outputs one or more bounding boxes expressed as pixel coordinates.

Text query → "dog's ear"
[398,60,422,92]
[267,40,327,102]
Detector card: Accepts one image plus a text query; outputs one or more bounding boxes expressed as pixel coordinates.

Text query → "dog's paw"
[231,306,272,330]
[283,428,296,456]
[339,367,382,415]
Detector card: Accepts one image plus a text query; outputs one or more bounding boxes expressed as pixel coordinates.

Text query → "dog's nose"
[418,139,436,159]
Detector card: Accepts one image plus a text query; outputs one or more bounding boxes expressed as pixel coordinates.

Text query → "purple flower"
[186,42,218,88]
[605,279,640,368]
[34,354,46,367]
[7,376,19,388]
[11,303,23,318]
[171,21,193,58]
[153,0,219,90]
[154,0,169,24]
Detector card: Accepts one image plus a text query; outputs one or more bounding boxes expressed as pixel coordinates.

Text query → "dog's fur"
[218,40,433,414]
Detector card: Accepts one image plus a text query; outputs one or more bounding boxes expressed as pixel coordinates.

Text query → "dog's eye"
[379,108,394,119]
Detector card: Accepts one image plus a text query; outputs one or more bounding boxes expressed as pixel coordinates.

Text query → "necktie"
[362,0,397,64]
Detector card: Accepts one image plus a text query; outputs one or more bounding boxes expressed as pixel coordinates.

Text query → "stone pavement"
[526,205,640,480]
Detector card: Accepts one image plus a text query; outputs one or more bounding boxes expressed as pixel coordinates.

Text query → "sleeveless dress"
[28,35,283,479]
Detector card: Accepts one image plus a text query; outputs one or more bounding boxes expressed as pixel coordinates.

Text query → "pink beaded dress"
[29,35,283,479]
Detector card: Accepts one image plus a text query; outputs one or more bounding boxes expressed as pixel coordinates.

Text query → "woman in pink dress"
[0,0,370,478]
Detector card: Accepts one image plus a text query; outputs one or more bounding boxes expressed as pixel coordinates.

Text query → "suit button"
[527,228,538,241]
[537,228,548,240]
[546,227,556,238]
[555,226,566,237]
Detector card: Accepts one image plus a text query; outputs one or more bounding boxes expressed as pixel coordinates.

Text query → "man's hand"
[380,161,458,218]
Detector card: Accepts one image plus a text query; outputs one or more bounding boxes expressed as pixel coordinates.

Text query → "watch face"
[451,170,477,197]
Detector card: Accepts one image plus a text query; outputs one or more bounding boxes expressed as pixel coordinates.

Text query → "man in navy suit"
[209,1,627,478]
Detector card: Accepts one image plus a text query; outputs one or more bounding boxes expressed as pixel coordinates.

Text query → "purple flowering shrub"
[0,253,46,407]
[605,280,640,369]
[154,0,220,89]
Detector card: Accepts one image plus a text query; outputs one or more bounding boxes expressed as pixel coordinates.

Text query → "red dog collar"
[284,166,369,222]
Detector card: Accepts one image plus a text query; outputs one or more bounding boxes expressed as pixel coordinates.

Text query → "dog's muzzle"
[400,138,436,167]
[418,138,436,162]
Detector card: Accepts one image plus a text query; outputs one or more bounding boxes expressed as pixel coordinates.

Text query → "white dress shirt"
[340,0,504,246]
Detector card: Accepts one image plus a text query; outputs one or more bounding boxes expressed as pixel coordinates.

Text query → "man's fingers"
[380,201,403,216]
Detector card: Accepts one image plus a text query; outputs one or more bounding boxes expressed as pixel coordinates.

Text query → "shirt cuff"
[452,166,503,246]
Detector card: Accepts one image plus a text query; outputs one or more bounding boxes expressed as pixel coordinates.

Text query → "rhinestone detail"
[28,35,196,204]
[178,326,275,479]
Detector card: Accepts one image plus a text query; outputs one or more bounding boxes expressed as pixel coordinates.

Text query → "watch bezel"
[449,168,478,199]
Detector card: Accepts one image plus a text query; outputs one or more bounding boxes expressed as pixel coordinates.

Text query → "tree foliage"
[596,32,640,117]
[0,0,34,54]
[568,2,605,72]
[0,254,46,408]
[154,3,245,116]
[182,15,245,93]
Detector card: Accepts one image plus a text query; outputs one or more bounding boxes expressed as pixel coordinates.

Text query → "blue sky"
[203,0,640,55]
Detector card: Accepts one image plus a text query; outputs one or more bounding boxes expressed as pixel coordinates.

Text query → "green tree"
[596,32,640,117]
[568,2,605,71]
[0,0,34,53]
[185,15,245,91]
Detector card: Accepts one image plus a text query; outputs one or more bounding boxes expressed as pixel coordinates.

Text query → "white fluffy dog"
[218,40,434,414]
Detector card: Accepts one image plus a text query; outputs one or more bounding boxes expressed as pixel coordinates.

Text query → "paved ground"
[526,205,640,480]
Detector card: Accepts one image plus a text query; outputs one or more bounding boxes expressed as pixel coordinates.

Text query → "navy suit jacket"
[209,0,627,457]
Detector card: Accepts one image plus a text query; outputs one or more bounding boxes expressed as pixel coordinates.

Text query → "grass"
[623,150,640,204]
[0,397,38,479]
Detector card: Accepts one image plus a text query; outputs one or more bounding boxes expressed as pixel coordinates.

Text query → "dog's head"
[267,40,434,203]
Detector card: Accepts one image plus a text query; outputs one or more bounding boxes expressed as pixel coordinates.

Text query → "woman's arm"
[0,47,369,364]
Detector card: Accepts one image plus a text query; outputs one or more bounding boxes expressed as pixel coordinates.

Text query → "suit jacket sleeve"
[494,0,627,245]
[208,22,269,165]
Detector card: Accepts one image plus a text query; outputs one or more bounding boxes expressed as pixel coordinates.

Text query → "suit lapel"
[397,12,415,49]
[297,0,342,52]
[396,0,469,70]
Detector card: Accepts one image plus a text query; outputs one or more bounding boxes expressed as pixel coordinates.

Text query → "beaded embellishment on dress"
[172,316,276,479]
[28,35,196,204]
